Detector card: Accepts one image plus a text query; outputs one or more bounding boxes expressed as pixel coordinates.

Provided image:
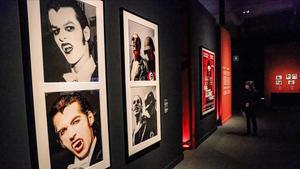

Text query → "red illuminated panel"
[202,48,215,115]
[264,43,300,104]
[182,68,191,145]
[220,27,232,124]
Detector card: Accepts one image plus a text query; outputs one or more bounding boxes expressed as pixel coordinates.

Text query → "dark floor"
[175,108,300,169]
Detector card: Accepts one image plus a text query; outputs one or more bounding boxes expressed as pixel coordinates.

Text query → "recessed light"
[242,9,251,14]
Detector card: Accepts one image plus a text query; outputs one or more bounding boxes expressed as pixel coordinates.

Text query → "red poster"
[202,48,215,115]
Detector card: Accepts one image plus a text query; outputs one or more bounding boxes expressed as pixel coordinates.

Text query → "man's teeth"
[76,141,81,148]
[62,44,73,54]
[65,47,72,53]
[73,139,83,151]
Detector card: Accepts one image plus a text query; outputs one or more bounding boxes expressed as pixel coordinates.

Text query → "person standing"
[242,81,259,136]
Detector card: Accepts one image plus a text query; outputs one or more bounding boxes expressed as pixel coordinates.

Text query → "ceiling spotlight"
[242,10,251,14]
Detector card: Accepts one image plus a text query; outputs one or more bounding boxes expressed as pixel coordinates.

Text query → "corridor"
[175,109,300,169]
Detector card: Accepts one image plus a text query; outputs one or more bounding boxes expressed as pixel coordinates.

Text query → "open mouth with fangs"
[61,43,73,54]
[72,139,84,153]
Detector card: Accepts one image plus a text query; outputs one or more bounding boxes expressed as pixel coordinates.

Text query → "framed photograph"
[46,90,106,169]
[41,0,101,82]
[27,0,110,168]
[288,80,295,85]
[122,10,161,157]
[292,74,298,80]
[275,75,282,80]
[201,47,215,116]
[275,80,282,85]
[286,74,291,80]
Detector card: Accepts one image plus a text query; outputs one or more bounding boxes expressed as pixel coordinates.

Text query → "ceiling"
[198,0,300,41]
[198,0,300,25]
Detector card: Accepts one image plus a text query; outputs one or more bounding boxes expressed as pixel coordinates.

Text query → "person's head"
[50,92,95,160]
[132,95,143,118]
[144,36,155,61]
[47,0,91,65]
[144,91,156,115]
[245,81,255,91]
[131,33,141,60]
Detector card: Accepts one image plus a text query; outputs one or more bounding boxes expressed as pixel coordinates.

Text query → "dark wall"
[230,8,300,113]
[0,1,32,169]
[231,39,265,113]
[188,0,218,146]
[1,0,195,168]
[105,1,183,168]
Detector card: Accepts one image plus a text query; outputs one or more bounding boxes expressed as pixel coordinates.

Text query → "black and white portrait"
[292,74,297,80]
[275,80,282,85]
[126,85,161,156]
[275,75,282,80]
[131,88,157,146]
[123,10,161,157]
[41,0,100,82]
[124,11,159,81]
[46,91,102,169]
[288,80,295,85]
[27,0,110,168]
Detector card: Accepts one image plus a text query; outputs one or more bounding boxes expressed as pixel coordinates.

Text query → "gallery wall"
[231,39,265,113]
[188,0,218,147]
[105,0,184,168]
[0,0,220,168]
[0,0,33,168]
[3,0,184,169]
[264,42,300,105]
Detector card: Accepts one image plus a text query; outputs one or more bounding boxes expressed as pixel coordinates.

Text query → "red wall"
[219,27,232,124]
[182,68,191,145]
[264,43,300,104]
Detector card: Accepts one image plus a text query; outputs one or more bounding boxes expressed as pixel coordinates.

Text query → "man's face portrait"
[131,34,141,60]
[132,95,142,117]
[53,101,95,160]
[48,7,90,65]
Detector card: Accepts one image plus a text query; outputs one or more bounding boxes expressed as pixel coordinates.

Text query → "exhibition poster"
[201,48,215,115]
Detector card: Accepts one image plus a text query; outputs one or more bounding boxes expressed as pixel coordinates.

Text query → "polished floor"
[175,108,300,169]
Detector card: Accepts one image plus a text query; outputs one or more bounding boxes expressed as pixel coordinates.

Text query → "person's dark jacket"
[242,89,259,111]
